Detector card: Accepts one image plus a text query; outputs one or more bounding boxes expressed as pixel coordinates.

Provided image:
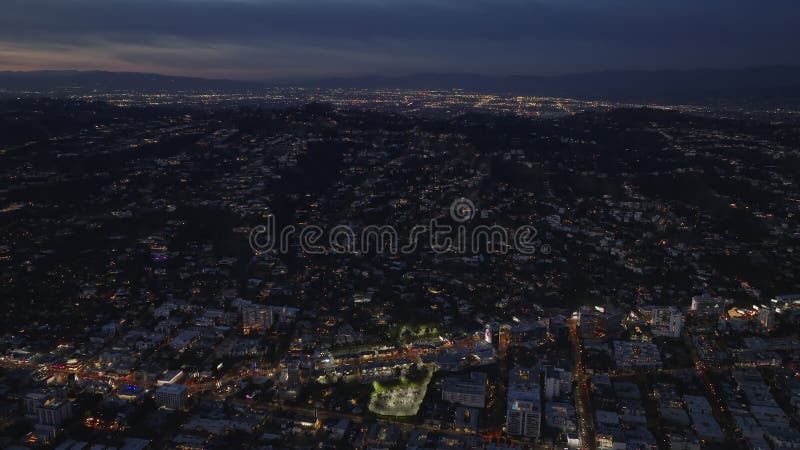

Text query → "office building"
[156,383,189,410]
[442,372,487,408]
[242,304,274,334]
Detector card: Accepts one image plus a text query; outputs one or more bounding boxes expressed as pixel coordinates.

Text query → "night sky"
[1,0,797,80]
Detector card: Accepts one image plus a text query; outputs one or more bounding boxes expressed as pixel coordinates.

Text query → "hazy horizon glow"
[1,0,798,80]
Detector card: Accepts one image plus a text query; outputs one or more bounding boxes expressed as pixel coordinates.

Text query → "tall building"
[24,392,50,417]
[498,324,511,353]
[577,307,623,339]
[242,304,273,334]
[507,399,541,438]
[506,366,541,440]
[36,398,72,427]
[758,306,776,331]
[442,372,487,408]
[543,366,573,400]
[648,306,684,338]
[548,315,570,345]
[23,394,72,428]
[613,341,661,370]
[22,392,73,443]
[24,392,72,427]
[690,294,729,313]
[156,383,188,410]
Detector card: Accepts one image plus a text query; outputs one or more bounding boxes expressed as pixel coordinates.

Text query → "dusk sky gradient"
[1,0,798,80]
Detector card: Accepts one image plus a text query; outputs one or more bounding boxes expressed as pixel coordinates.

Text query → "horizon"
[1,0,798,80]
[4,64,800,84]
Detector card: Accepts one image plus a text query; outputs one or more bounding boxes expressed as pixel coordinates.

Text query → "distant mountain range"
[0,70,259,93]
[2,66,800,104]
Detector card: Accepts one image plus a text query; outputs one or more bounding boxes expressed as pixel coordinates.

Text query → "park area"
[367,364,433,416]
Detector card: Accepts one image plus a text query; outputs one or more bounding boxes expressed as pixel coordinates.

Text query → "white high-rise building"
[543,366,573,400]
[507,399,541,439]
[506,366,541,440]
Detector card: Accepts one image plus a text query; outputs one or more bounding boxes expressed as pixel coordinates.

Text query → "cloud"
[0,0,797,79]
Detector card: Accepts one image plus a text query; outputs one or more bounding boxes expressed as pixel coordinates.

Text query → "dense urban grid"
[1,91,800,450]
